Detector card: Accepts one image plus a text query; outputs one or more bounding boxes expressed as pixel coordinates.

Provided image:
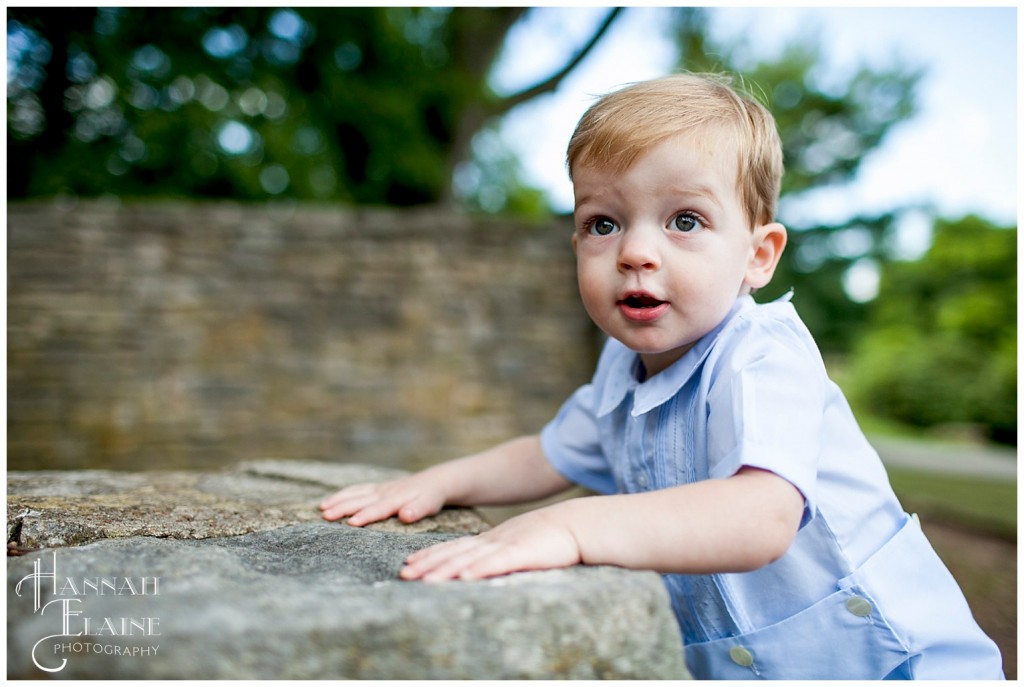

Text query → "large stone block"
[7,461,689,679]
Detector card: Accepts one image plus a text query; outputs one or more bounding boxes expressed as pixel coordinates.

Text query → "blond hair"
[566,72,783,226]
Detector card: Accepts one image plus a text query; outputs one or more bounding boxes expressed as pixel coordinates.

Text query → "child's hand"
[399,507,582,582]
[319,474,446,526]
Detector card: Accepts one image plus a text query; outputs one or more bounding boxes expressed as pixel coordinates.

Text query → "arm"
[400,466,804,581]
[319,435,574,526]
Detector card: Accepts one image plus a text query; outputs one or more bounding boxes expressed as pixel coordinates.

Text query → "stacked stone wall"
[8,200,598,471]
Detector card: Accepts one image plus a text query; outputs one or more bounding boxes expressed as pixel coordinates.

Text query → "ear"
[745,222,787,290]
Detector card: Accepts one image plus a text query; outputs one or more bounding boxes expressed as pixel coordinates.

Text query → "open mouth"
[620,293,666,309]
[617,292,669,322]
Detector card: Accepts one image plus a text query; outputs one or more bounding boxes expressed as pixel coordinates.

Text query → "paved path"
[870,435,1017,481]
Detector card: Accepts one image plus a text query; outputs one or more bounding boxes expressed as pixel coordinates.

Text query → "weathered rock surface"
[7,460,486,551]
[7,461,689,679]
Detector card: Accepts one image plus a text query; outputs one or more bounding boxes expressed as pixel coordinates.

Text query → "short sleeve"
[540,384,617,495]
[705,314,826,525]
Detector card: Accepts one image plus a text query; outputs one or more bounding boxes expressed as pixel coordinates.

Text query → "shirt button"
[729,646,755,667]
[846,595,873,617]
[636,472,649,488]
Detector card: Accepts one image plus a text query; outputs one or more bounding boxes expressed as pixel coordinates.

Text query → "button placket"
[628,411,650,491]
[640,409,661,490]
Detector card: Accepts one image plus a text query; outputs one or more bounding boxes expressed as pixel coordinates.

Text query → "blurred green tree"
[671,9,922,351]
[7,7,621,210]
[844,216,1017,442]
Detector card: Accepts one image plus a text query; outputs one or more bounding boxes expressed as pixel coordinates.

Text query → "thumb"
[398,494,444,524]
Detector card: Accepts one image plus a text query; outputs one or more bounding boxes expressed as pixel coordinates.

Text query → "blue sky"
[490,6,1017,245]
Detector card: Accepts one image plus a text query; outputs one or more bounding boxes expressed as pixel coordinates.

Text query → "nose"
[618,226,661,272]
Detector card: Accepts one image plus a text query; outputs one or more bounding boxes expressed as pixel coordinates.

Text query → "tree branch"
[491,7,624,116]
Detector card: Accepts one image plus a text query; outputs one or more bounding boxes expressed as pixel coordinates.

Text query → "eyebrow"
[574,183,723,213]
[573,192,598,210]
[665,183,723,208]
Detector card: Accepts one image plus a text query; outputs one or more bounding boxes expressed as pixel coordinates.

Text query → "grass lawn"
[886,466,1017,540]
[886,464,1017,678]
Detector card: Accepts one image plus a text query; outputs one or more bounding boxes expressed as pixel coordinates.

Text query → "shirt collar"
[596,295,757,418]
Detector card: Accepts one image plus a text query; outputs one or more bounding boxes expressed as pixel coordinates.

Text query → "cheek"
[576,268,599,304]
[575,261,607,309]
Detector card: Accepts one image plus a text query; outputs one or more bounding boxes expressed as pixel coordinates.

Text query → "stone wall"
[8,200,599,472]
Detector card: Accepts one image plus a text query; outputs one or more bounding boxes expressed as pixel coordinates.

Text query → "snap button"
[729,645,754,667]
[846,595,873,617]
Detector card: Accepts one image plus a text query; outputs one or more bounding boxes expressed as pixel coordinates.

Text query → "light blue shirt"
[541,294,1002,679]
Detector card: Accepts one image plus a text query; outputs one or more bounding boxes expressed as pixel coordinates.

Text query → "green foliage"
[673,11,922,352]
[6,7,535,207]
[845,216,1016,441]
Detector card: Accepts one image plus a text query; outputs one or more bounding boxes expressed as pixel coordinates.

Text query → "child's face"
[572,132,785,377]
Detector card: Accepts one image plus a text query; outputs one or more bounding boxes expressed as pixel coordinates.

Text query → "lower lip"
[618,302,670,322]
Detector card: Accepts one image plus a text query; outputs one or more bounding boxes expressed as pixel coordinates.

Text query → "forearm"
[426,435,574,507]
[559,467,804,574]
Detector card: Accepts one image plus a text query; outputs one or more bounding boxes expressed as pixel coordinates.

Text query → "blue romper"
[540,294,1003,679]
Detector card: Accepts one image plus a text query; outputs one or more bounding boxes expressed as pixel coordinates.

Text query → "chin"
[620,336,689,359]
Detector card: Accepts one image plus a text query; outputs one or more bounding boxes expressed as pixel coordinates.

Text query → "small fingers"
[344,497,407,527]
[319,492,382,523]
[404,536,476,565]
[320,481,442,526]
[320,484,400,524]
[401,537,499,582]
[349,490,441,526]
[394,493,442,524]
[448,546,524,581]
[319,483,375,511]
[399,510,583,583]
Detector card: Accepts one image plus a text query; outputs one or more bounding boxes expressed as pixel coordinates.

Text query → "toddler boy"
[320,73,1003,679]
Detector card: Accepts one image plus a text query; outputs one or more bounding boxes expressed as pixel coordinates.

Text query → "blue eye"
[588,218,619,236]
[672,212,705,233]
